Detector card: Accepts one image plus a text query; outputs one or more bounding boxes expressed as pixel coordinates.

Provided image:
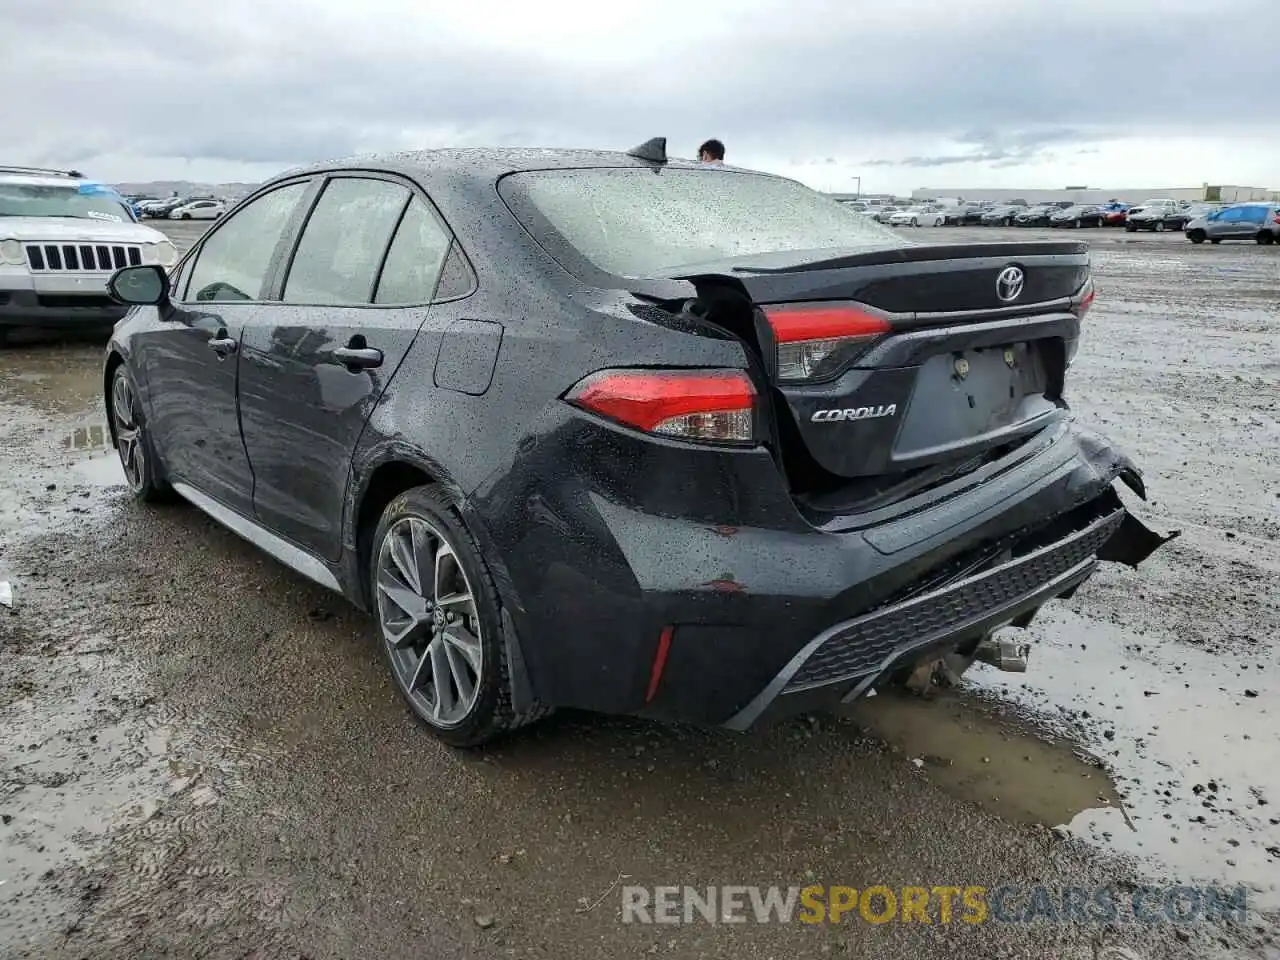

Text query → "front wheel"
[108,364,170,502]
[1187,230,1206,244]
[371,485,536,747]
[1210,238,1222,244]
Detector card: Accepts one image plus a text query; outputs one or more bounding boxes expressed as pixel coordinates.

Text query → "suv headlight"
[0,239,23,265]
[143,241,178,268]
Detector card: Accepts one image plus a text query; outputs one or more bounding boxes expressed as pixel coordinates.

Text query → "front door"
[237,176,456,561]
[139,179,313,513]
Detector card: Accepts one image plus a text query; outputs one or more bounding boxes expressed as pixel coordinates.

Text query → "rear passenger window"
[374,199,451,304]
[1242,206,1265,223]
[283,178,409,305]
[433,244,477,301]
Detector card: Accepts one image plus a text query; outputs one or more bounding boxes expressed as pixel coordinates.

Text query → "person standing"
[698,139,725,164]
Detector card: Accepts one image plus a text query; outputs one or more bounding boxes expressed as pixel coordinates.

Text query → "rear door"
[236,173,456,561]
[1211,207,1249,239]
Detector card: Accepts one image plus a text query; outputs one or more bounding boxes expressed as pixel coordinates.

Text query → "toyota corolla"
[101,138,1174,747]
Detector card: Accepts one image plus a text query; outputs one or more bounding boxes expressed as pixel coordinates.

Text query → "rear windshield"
[499,167,906,277]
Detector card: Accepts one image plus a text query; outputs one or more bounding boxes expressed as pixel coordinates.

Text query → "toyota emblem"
[995,265,1025,302]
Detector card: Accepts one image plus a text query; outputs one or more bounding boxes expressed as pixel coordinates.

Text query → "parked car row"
[836,195,1279,243]
[131,196,229,220]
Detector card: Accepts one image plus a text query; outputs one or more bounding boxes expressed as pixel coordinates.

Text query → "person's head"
[698,139,725,163]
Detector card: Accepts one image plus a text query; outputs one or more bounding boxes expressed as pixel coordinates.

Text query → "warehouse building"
[907,184,1277,205]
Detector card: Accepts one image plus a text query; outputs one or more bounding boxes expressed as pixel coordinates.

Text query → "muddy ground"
[1,223,1278,959]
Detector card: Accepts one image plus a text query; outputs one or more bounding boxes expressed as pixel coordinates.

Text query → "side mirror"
[108,264,168,305]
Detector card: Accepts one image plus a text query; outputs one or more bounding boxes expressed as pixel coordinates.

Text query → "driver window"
[183,181,309,302]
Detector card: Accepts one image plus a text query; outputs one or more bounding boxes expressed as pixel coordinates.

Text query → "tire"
[370,484,543,747]
[181,213,191,220]
[1125,225,1137,233]
[1187,230,1205,244]
[108,364,171,503]
[1256,232,1274,246]
[1210,238,1222,244]
[1154,220,1166,232]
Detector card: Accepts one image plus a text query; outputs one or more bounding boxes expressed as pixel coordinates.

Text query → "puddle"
[845,689,1120,830]
[970,606,1280,909]
[0,346,104,416]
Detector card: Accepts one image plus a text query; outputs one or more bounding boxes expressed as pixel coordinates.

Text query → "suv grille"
[25,243,143,272]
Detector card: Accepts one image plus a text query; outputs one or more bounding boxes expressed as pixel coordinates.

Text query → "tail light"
[565,368,756,444]
[1070,281,1095,321]
[761,303,891,383]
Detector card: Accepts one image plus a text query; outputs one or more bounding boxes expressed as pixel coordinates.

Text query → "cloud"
[0,0,1274,188]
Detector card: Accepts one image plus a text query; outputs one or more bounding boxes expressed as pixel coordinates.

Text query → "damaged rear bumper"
[723,492,1176,730]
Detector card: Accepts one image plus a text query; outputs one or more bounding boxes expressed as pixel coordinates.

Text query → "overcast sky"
[3,0,1275,194]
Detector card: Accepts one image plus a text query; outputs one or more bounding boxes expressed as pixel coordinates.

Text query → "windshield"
[500,167,906,277]
[0,184,133,221]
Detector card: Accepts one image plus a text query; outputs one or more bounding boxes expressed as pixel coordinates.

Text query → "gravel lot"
[1,221,1277,959]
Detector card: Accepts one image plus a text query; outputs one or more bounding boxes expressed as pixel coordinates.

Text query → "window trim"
[268,169,478,308]
[173,176,319,304]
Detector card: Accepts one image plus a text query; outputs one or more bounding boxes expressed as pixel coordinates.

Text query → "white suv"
[0,165,178,342]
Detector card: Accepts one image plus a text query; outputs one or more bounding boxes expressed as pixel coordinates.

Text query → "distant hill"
[111,180,260,201]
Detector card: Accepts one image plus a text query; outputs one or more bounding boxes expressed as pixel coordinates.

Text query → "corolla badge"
[995,265,1025,302]
[811,404,897,422]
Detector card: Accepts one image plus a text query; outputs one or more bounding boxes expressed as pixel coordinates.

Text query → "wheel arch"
[347,448,547,722]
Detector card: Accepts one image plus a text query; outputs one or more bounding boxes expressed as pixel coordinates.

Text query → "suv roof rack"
[0,165,85,179]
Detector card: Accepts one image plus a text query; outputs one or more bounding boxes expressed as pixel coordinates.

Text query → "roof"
[275,146,774,186]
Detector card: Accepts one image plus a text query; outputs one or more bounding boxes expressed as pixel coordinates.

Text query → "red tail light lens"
[565,368,756,444]
[1071,282,1095,320]
[762,303,891,383]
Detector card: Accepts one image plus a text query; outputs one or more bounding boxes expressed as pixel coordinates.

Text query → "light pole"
[852,176,861,198]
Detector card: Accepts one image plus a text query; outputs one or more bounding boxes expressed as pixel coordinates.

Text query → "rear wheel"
[371,485,538,747]
[1256,232,1274,245]
[1210,238,1222,244]
[181,213,191,220]
[1187,230,1206,244]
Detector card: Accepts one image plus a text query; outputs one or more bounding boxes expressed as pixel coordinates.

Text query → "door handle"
[208,334,237,356]
[333,346,383,369]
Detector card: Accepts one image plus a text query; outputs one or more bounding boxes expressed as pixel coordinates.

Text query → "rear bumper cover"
[724,501,1142,730]
[484,417,1176,728]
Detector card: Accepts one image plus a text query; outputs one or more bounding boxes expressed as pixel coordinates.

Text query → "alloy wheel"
[375,517,483,727]
[110,373,146,492]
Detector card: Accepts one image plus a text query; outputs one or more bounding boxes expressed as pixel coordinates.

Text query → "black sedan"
[1013,204,1059,227]
[101,140,1172,746]
[1050,205,1105,228]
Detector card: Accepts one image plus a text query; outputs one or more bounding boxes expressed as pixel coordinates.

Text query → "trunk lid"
[676,241,1091,492]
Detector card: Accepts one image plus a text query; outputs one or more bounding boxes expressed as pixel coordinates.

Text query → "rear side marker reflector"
[645,625,675,703]
[762,304,891,383]
[565,368,756,444]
